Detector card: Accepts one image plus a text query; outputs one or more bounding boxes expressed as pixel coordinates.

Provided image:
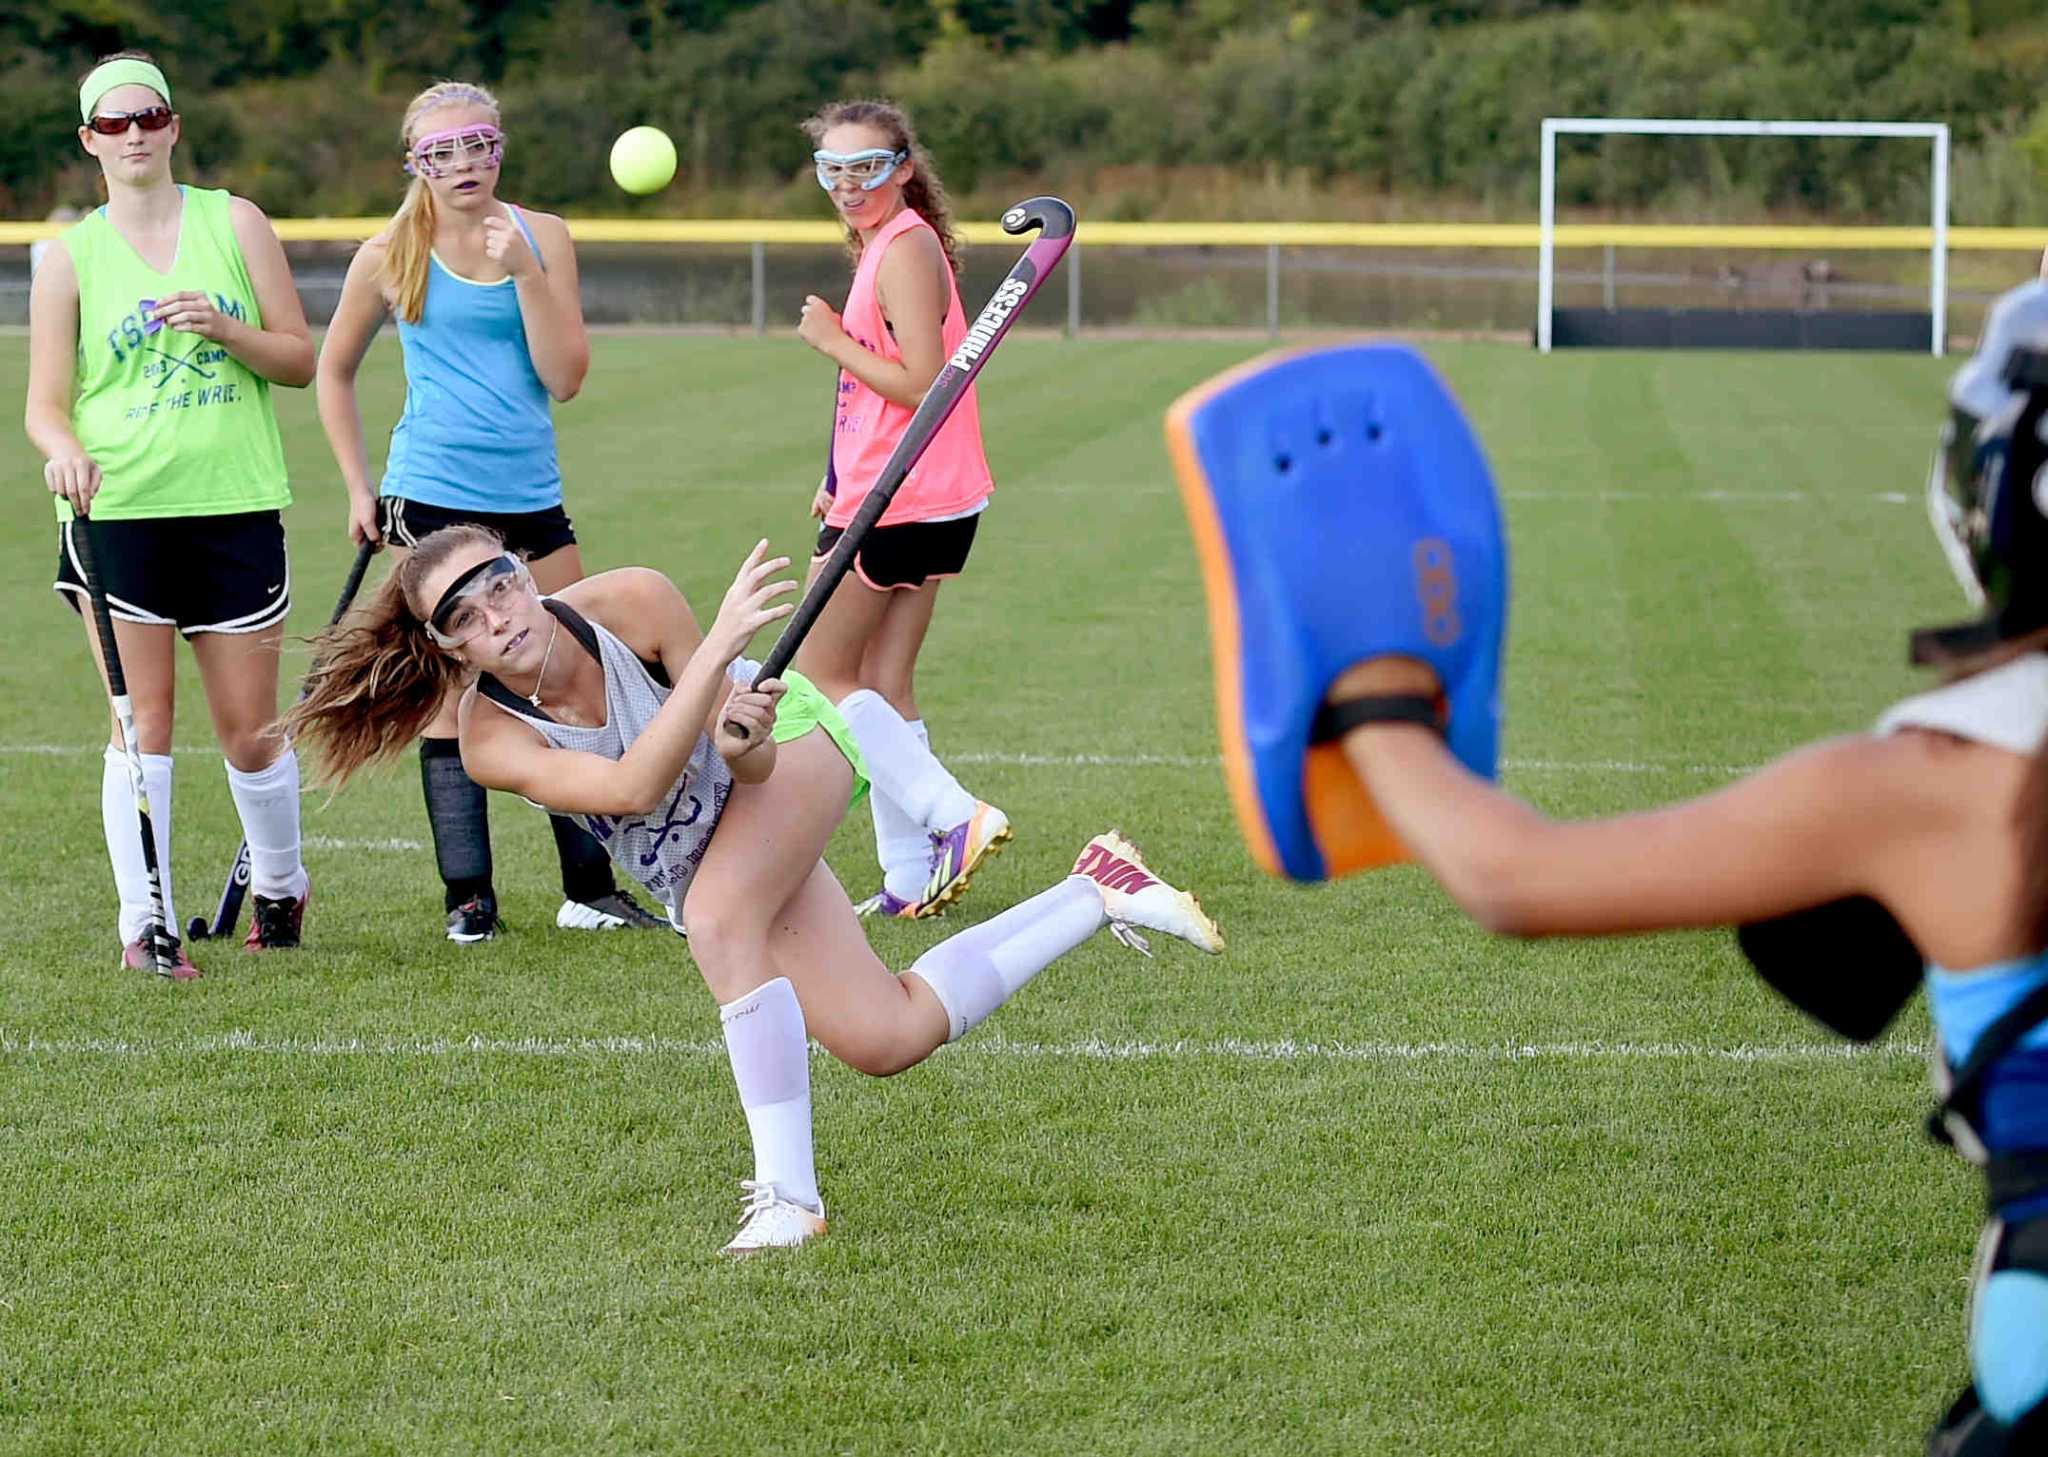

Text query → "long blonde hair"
[382,81,502,324]
[285,526,504,788]
[801,99,962,276]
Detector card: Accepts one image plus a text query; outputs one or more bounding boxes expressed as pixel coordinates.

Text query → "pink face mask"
[406,124,503,179]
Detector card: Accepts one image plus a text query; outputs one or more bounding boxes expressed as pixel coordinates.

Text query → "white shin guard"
[102,746,176,946]
[226,747,307,901]
[909,877,1107,1042]
[869,718,936,902]
[719,976,821,1212]
[839,690,976,834]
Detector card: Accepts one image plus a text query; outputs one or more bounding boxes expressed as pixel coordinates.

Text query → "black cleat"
[446,895,502,944]
[245,889,307,950]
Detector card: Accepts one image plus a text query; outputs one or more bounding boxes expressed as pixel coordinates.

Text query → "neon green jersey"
[58,186,290,522]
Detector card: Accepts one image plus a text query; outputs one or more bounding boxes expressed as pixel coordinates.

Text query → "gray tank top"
[479,600,743,921]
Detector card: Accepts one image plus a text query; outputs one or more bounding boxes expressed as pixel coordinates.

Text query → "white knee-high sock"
[719,977,821,1211]
[226,747,308,901]
[908,877,1107,1042]
[871,718,936,901]
[839,690,976,834]
[102,746,177,946]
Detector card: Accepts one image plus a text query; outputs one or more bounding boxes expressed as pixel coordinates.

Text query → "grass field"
[0,330,1976,1455]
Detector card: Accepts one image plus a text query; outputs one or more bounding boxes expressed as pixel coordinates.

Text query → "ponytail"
[285,525,504,789]
[383,177,437,325]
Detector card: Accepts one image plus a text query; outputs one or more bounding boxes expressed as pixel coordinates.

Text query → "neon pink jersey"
[827,208,993,528]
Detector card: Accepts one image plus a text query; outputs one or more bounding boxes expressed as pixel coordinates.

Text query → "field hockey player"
[24,51,318,974]
[1170,306,2048,1452]
[315,79,661,944]
[792,98,1011,923]
[286,527,1222,1253]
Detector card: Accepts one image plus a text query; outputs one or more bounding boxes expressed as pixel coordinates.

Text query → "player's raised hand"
[706,539,797,663]
[482,210,538,279]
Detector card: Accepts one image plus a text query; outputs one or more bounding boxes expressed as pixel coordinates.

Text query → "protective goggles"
[88,107,174,136]
[425,554,531,648]
[813,147,907,192]
[406,124,504,179]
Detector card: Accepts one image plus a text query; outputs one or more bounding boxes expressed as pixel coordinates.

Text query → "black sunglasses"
[88,107,174,136]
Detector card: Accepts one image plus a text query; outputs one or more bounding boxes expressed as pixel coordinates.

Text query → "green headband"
[79,59,171,123]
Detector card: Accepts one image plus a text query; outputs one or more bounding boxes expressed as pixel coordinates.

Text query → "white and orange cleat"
[1072,831,1225,956]
[721,1180,828,1256]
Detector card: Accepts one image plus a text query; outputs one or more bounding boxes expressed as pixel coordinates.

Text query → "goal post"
[1537,117,1951,356]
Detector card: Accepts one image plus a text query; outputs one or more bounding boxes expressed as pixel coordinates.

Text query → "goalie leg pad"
[1166,343,1508,881]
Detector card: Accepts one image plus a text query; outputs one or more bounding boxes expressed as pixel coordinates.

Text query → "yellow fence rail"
[4,218,2047,249]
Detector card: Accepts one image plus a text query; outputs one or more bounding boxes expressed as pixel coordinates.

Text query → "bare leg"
[858,580,942,720]
[791,559,892,703]
[683,730,951,1066]
[188,622,284,771]
[192,623,309,909]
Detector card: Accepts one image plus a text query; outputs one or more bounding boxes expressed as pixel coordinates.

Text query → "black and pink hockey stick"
[729,195,1076,737]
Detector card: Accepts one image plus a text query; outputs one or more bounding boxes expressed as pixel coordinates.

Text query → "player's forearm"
[724,738,776,783]
[1343,725,1561,934]
[831,339,932,409]
[25,401,86,463]
[315,373,378,499]
[221,318,315,387]
[514,275,588,401]
[612,657,732,809]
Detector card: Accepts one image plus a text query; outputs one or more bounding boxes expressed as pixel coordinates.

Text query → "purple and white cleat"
[915,802,1013,918]
[853,887,921,920]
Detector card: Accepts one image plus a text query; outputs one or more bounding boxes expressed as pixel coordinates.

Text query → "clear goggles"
[425,554,531,647]
[813,147,907,192]
[406,124,504,180]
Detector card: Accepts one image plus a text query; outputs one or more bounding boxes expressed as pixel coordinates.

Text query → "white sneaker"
[720,1180,827,1256]
[1071,831,1225,957]
[556,890,665,931]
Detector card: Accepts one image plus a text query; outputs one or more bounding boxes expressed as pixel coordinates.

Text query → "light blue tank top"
[381,207,563,514]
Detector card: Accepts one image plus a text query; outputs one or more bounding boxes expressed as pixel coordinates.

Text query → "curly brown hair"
[802,98,962,276]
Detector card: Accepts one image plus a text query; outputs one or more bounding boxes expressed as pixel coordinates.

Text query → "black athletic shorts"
[54,510,291,637]
[379,496,579,561]
[814,512,980,591]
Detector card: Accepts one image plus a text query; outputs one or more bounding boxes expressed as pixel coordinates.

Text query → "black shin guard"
[420,737,493,912]
[550,813,616,904]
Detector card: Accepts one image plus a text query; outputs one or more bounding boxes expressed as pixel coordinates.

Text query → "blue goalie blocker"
[1165,343,1507,881]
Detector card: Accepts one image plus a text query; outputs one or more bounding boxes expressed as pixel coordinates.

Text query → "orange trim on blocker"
[1164,346,1413,882]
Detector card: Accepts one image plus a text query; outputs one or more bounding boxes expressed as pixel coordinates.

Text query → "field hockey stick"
[71,518,180,978]
[189,538,378,941]
[726,196,1076,740]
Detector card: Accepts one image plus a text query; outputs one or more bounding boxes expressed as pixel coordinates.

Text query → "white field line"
[0,1028,1927,1064]
[0,744,1755,777]
[304,834,426,853]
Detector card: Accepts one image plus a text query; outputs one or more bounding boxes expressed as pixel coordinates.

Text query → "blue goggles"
[813,147,907,192]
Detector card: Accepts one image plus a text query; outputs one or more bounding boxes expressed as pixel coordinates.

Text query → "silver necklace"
[525,615,560,709]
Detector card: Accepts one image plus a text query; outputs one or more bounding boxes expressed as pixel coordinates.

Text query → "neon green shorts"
[770,668,869,808]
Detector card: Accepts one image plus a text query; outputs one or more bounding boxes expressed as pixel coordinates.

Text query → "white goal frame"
[1538,117,1951,355]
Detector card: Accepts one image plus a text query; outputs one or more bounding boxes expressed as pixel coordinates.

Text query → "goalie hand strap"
[1309,695,1446,745]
